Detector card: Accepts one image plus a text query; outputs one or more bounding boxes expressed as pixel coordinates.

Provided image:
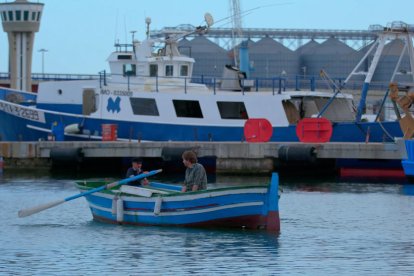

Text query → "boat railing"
[99,71,394,95]
[31,73,100,81]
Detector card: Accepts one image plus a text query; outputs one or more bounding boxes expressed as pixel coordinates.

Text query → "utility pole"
[38,48,48,76]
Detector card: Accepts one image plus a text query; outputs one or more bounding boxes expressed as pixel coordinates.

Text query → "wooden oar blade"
[18,199,65,218]
[17,169,163,218]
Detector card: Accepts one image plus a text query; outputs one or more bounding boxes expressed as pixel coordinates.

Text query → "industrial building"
[148,24,414,91]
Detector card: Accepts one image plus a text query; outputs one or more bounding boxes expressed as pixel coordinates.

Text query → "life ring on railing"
[5,93,24,103]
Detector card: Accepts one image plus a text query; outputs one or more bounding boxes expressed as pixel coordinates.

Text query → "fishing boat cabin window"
[31,11,36,21]
[149,64,158,77]
[173,100,203,118]
[123,64,136,76]
[130,98,160,116]
[165,65,174,77]
[8,11,13,21]
[1,12,5,21]
[217,101,249,119]
[180,65,189,77]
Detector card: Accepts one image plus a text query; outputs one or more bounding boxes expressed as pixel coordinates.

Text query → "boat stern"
[265,172,281,232]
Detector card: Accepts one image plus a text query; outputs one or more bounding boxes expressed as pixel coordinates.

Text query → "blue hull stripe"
[89,202,264,225]
[0,107,403,142]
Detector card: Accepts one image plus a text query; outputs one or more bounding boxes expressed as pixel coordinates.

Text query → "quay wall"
[0,141,406,174]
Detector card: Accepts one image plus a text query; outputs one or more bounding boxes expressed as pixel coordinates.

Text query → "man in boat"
[181,150,207,192]
[126,158,149,186]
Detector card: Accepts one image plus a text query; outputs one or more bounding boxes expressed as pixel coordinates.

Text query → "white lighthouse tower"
[0,0,44,91]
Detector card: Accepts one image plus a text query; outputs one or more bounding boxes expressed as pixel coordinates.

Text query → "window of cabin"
[165,65,174,77]
[15,10,21,21]
[36,11,41,21]
[1,12,4,21]
[31,11,36,21]
[217,101,249,119]
[123,64,136,76]
[130,98,159,116]
[23,11,29,21]
[180,65,189,76]
[173,100,203,118]
[8,11,13,21]
[117,55,132,60]
[149,64,158,77]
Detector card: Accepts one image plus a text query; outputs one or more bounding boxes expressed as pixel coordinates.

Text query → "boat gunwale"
[75,181,269,198]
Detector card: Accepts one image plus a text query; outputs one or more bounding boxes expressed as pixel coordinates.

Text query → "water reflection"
[401,185,414,196]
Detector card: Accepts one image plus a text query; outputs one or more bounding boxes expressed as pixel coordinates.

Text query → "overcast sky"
[0,0,413,74]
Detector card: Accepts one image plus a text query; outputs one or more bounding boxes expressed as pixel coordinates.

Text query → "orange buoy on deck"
[244,118,273,142]
[296,118,333,143]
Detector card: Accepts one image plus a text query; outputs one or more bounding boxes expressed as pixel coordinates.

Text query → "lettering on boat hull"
[0,102,45,123]
[100,89,132,97]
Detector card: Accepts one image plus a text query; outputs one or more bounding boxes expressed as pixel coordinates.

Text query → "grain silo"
[300,38,360,79]
[178,36,230,78]
[248,36,298,79]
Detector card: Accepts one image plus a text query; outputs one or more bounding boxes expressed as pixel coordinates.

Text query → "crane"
[229,0,243,67]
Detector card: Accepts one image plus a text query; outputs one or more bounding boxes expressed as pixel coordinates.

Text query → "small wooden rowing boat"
[76,173,280,232]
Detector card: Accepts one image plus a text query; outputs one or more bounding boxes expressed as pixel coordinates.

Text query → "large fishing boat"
[0,19,413,143]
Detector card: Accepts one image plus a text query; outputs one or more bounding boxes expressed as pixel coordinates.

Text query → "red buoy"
[296,117,333,143]
[244,118,273,142]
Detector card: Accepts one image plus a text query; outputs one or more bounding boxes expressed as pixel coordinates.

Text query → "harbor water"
[1,171,414,275]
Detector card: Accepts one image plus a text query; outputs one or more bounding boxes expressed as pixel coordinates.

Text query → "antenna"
[114,9,119,45]
[124,16,127,44]
[130,30,137,42]
[145,17,151,39]
[130,30,137,54]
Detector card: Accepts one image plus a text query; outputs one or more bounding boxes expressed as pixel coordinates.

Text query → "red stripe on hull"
[340,168,405,178]
[93,211,280,233]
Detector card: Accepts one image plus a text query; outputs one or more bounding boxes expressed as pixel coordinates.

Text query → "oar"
[18,169,162,218]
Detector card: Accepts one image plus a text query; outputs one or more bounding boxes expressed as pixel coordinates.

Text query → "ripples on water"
[1,171,414,275]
